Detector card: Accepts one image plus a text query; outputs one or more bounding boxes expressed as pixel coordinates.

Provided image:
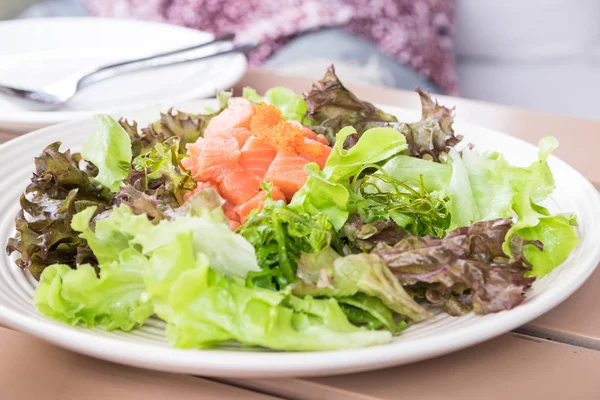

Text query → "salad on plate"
[5,67,579,351]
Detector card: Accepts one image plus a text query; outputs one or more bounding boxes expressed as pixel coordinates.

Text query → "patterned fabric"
[84,0,457,94]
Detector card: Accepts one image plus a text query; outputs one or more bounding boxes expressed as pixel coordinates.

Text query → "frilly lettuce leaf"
[303,65,398,147]
[303,67,461,160]
[6,142,112,279]
[337,294,406,333]
[381,89,461,162]
[505,195,579,277]
[289,162,350,231]
[33,249,153,331]
[373,219,539,315]
[379,154,452,192]
[114,140,197,222]
[446,136,578,275]
[242,87,263,104]
[290,126,407,230]
[159,244,391,350]
[82,115,132,192]
[243,86,308,123]
[378,136,576,277]
[324,126,408,182]
[35,200,260,332]
[292,248,429,321]
[75,203,259,279]
[447,136,557,227]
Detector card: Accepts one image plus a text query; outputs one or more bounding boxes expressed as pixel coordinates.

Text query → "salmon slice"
[185,135,241,183]
[218,169,261,205]
[239,136,277,179]
[315,134,329,145]
[204,97,254,137]
[299,138,332,169]
[223,201,241,230]
[235,186,286,223]
[205,127,252,148]
[289,121,318,139]
[264,150,310,201]
[290,122,329,145]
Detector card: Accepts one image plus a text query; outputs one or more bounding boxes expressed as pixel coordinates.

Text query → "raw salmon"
[239,136,277,179]
[205,127,251,148]
[223,201,241,230]
[299,138,332,169]
[204,97,254,137]
[184,135,241,183]
[289,120,317,139]
[234,186,286,223]
[218,169,261,205]
[315,134,329,145]
[264,150,310,201]
[291,123,329,145]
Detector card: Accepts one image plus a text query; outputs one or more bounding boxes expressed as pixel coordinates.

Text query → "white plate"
[0,18,247,133]
[1,101,599,378]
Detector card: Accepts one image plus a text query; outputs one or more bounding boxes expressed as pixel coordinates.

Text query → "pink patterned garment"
[85,0,457,94]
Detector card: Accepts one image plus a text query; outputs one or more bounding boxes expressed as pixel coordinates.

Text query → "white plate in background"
[0,18,247,133]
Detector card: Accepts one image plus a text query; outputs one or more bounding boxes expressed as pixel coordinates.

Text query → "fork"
[0,33,257,111]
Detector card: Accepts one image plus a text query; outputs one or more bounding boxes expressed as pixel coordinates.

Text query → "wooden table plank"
[228,334,600,400]
[518,266,600,350]
[0,130,19,143]
[0,327,281,400]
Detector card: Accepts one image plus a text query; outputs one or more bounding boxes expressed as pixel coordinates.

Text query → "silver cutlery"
[0,33,257,110]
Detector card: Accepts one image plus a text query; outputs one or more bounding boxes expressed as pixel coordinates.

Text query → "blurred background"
[1,0,598,120]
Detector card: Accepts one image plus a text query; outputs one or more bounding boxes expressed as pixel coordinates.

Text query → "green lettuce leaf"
[290,126,407,230]
[289,163,350,231]
[242,87,263,104]
[75,203,259,279]
[243,86,308,122]
[505,196,579,277]
[292,248,429,321]
[158,250,391,351]
[379,154,452,192]
[338,294,406,333]
[33,248,153,331]
[35,199,260,332]
[447,136,557,227]
[378,136,576,276]
[82,115,132,192]
[324,126,408,182]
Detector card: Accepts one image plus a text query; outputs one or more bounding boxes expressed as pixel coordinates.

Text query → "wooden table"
[1,69,599,399]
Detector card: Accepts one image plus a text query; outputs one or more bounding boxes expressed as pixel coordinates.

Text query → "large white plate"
[1,100,599,378]
[0,18,247,133]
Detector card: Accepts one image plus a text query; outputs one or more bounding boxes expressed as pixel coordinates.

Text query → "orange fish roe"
[250,103,323,157]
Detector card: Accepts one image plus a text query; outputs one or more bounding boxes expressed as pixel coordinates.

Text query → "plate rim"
[1,101,599,378]
[0,17,247,130]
